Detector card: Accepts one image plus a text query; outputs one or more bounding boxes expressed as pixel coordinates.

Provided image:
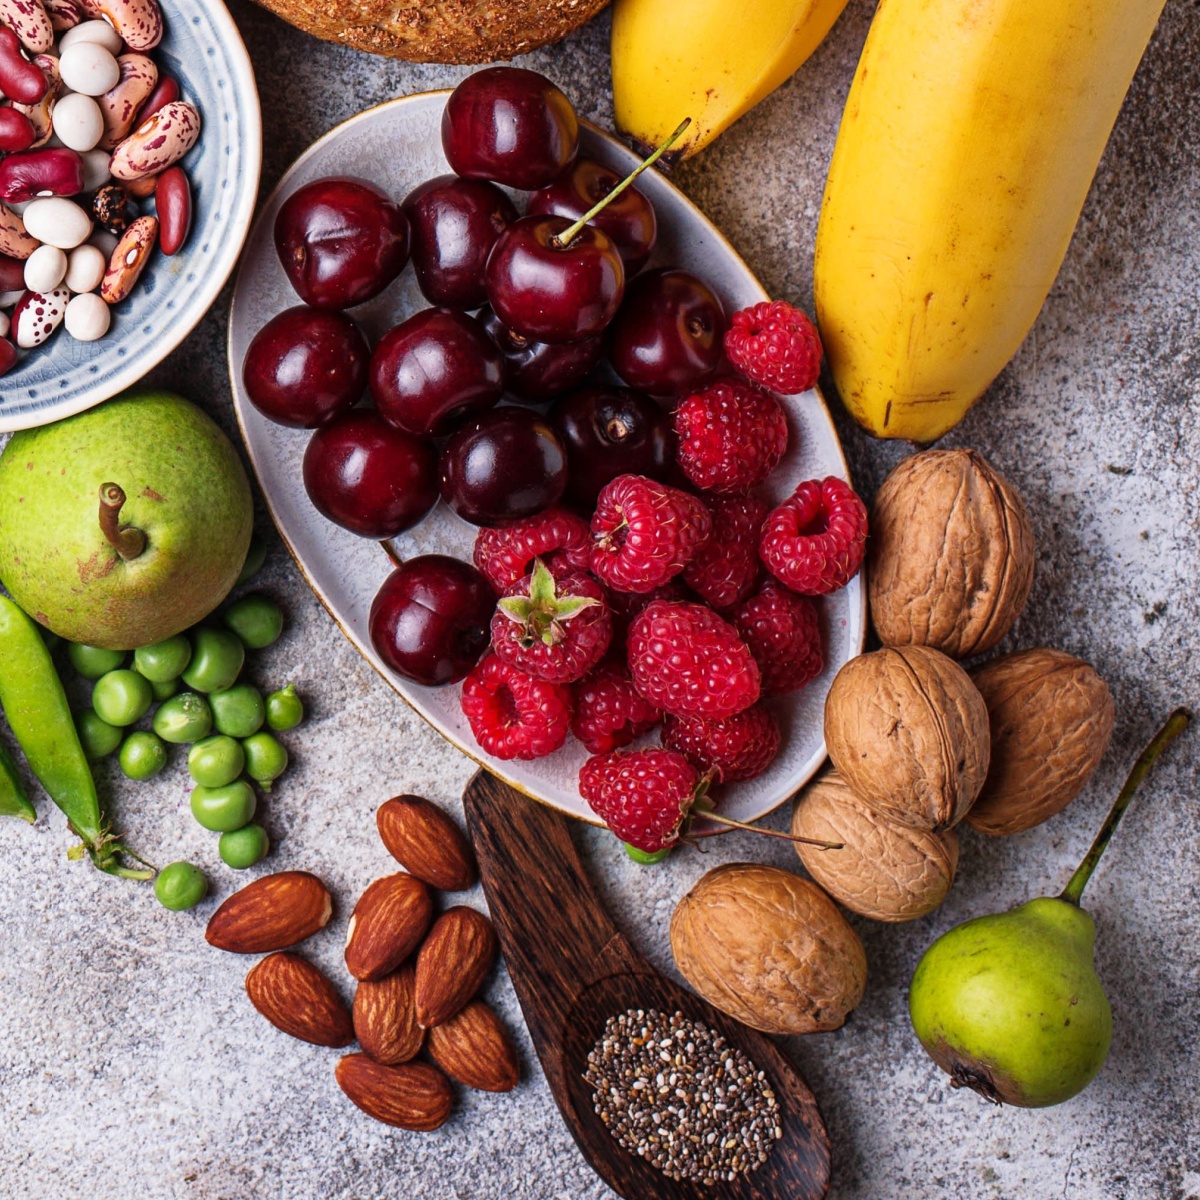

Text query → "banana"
[814,0,1168,443]
[611,0,851,160]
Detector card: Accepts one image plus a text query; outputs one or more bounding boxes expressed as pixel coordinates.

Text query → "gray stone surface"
[1,1,1198,1197]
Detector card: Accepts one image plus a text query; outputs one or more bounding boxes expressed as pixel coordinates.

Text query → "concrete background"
[0,0,1197,1196]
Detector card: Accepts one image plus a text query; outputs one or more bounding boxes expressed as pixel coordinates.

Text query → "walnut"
[868,449,1035,659]
[669,863,866,1035]
[966,648,1114,835]
[791,771,959,922]
[824,644,990,831]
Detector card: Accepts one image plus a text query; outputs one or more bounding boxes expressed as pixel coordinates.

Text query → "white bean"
[24,244,68,292]
[88,228,118,257]
[79,147,111,192]
[23,196,93,248]
[52,92,104,152]
[59,18,123,54]
[58,41,120,96]
[64,242,106,292]
[0,290,24,307]
[0,311,8,338]
[64,290,110,340]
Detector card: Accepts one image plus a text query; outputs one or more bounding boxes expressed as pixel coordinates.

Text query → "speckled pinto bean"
[109,100,199,181]
[0,202,37,259]
[43,0,84,29]
[133,70,176,124]
[0,27,49,104]
[0,0,54,53]
[0,107,36,152]
[99,212,155,301]
[154,164,189,254]
[13,54,60,148]
[78,0,163,51]
[97,53,157,150]
[0,147,85,202]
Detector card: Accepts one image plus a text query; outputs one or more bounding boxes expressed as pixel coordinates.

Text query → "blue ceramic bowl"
[0,0,262,431]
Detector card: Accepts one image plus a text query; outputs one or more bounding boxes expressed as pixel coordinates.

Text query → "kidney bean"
[11,285,68,347]
[0,337,16,377]
[133,70,176,125]
[0,27,49,104]
[0,147,85,203]
[78,0,163,51]
[154,165,189,255]
[43,0,84,29]
[100,212,155,302]
[110,99,199,181]
[0,107,36,152]
[97,52,156,150]
[13,54,60,148]
[0,202,37,259]
[0,252,25,289]
[0,0,54,54]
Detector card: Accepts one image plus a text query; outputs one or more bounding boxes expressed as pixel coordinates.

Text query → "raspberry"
[473,506,592,593]
[733,579,824,695]
[627,600,760,720]
[460,653,572,760]
[724,300,823,395]
[571,659,662,754]
[682,492,768,610]
[590,474,711,595]
[661,704,781,783]
[674,378,788,493]
[760,476,868,595]
[578,748,700,853]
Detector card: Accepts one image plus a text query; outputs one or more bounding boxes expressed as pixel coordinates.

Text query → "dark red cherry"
[370,308,505,437]
[609,268,726,395]
[550,387,676,510]
[528,159,657,276]
[478,305,602,401]
[369,555,494,686]
[274,176,410,310]
[302,410,438,539]
[441,67,579,191]
[242,305,369,428]
[439,407,567,526]
[402,174,517,309]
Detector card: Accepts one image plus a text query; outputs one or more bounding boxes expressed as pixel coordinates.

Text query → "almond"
[376,795,478,891]
[344,872,433,981]
[353,964,424,1066]
[414,905,498,1028]
[334,1054,453,1131]
[245,952,354,1048]
[206,871,332,954]
[427,1000,519,1093]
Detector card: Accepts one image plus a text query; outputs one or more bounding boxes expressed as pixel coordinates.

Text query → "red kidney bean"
[0,147,85,203]
[0,27,49,105]
[133,72,178,126]
[0,107,36,152]
[0,337,16,377]
[154,165,190,255]
[0,252,23,290]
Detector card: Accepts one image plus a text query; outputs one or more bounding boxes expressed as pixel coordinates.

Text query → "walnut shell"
[967,648,1114,835]
[792,771,959,922]
[824,645,990,831]
[868,449,1035,659]
[669,863,866,1035]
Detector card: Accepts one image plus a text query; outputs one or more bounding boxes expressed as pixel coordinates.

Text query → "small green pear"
[909,708,1190,1108]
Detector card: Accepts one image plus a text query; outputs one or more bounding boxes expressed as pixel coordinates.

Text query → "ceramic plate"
[227,91,866,825]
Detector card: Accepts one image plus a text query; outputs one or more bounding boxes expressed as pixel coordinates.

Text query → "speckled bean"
[11,284,67,346]
[0,202,37,259]
[109,99,198,180]
[99,211,153,302]
[0,26,49,104]
[13,54,61,148]
[43,0,85,30]
[0,147,85,203]
[0,0,54,54]
[97,51,155,150]
[77,0,162,51]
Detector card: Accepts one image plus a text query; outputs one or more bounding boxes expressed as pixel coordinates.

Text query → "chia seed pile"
[584,1008,782,1184]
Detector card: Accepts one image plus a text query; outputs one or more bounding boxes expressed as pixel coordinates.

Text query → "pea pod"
[0,741,35,823]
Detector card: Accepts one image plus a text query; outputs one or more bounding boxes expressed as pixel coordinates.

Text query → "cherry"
[479,305,602,401]
[440,407,567,526]
[369,555,494,687]
[402,174,517,309]
[274,176,410,310]
[441,67,579,190]
[303,410,438,539]
[242,305,369,428]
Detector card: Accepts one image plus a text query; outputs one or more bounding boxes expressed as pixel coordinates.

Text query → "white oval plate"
[228,91,866,825]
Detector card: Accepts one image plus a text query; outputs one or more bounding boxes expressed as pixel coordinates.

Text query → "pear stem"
[695,810,844,851]
[98,483,146,561]
[551,117,692,248]
[1059,707,1191,907]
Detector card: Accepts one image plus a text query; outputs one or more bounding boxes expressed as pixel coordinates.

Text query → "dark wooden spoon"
[462,769,831,1200]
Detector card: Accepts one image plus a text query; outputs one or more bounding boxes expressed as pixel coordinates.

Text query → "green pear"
[909,708,1190,1107]
[0,390,253,650]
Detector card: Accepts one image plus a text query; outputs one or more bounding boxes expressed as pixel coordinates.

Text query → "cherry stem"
[551,117,692,248]
[379,540,404,568]
[1059,707,1191,906]
[98,483,146,561]
[696,810,844,851]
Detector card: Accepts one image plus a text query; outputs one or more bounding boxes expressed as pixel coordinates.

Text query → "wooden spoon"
[462,769,831,1200]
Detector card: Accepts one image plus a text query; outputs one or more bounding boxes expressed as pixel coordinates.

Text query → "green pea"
[67,643,126,680]
[187,734,245,788]
[624,842,672,865]
[133,635,192,683]
[218,823,270,869]
[222,593,284,651]
[91,669,153,727]
[181,628,244,694]
[242,731,288,791]
[236,531,267,586]
[76,708,123,761]
[154,861,208,911]
[152,692,213,744]
[265,683,303,732]
[190,780,257,832]
[119,731,168,781]
[210,684,265,739]
[151,677,180,702]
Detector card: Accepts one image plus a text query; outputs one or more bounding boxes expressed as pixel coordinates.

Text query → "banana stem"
[1060,707,1191,906]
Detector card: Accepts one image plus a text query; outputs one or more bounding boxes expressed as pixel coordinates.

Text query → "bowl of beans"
[0,0,261,430]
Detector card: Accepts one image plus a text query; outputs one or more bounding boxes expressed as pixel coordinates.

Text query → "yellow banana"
[611,0,851,159]
[814,0,1168,443]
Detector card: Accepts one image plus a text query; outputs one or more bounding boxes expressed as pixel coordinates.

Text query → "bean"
[59,40,120,96]
[63,242,105,292]
[122,171,157,198]
[132,70,175,124]
[109,99,199,180]
[52,92,105,152]
[0,741,36,823]
[242,732,288,791]
[66,641,125,679]
[265,684,303,732]
[11,286,69,348]
[132,633,190,682]
[154,861,208,912]
[181,627,244,694]
[0,147,86,204]
[64,292,109,341]
[0,202,37,259]
[0,252,24,289]
[78,0,163,52]
[12,54,60,148]
[0,338,15,377]
[218,823,270,870]
[222,593,283,650]
[98,212,154,302]
[154,165,190,255]
[190,780,256,833]
[118,730,167,780]
[59,18,122,52]
[0,108,36,153]
[149,676,178,702]
[91,667,152,726]
[23,195,92,248]
[24,244,67,292]
[75,706,122,761]
[187,734,244,788]
[43,0,84,30]
[0,10,52,68]
[151,691,212,744]
[97,52,157,151]
[209,683,263,739]
[78,147,110,191]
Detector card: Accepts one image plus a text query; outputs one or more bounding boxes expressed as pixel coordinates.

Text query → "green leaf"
[497,597,534,624]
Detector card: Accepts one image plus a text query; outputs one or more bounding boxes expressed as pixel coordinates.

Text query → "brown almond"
[377,795,478,891]
[245,952,354,1048]
[334,1054,453,1131]
[427,1000,519,1093]
[345,873,433,981]
[206,871,332,954]
[353,964,424,1066]
[414,905,497,1028]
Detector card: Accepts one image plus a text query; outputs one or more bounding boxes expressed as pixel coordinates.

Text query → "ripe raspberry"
[460,653,572,760]
[627,600,760,720]
[571,659,662,754]
[578,748,700,853]
[760,476,868,595]
[674,378,788,493]
[590,474,711,595]
[724,300,823,395]
[733,579,824,695]
[682,492,768,610]
[473,506,591,593]
[661,704,781,783]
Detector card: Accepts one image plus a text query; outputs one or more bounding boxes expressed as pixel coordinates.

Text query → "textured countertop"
[1,1,1197,1197]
